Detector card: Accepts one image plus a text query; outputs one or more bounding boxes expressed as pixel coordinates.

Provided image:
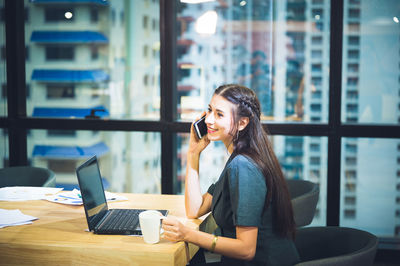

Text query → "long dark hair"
[214,84,296,239]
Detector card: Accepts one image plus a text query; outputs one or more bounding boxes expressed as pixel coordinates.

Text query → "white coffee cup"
[139,210,164,244]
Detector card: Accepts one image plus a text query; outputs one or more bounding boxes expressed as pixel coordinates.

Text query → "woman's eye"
[217,113,223,117]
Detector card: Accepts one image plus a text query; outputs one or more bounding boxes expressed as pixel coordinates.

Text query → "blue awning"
[29,0,108,5]
[31,69,109,82]
[32,105,109,118]
[30,31,108,44]
[32,142,109,159]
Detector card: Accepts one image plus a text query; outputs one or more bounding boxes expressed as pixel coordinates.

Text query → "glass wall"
[341,0,400,124]
[1,0,399,245]
[28,130,161,193]
[25,0,160,120]
[176,0,330,123]
[340,138,400,237]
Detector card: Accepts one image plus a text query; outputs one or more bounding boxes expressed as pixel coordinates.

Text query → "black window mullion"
[327,0,344,226]
[160,0,177,194]
[5,0,27,166]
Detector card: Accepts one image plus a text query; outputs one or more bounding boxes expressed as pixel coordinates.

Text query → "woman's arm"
[162,219,258,261]
[185,153,212,218]
[185,112,211,218]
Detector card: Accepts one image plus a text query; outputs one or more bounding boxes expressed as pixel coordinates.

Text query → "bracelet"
[210,235,218,253]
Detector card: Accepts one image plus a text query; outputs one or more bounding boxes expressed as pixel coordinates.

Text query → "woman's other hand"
[162,217,190,242]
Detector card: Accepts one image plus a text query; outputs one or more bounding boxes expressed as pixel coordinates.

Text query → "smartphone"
[193,115,207,139]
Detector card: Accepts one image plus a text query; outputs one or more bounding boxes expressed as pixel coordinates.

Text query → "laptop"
[76,155,168,235]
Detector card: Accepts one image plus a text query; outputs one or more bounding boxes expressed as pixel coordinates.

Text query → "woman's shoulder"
[228,154,257,168]
[228,154,263,177]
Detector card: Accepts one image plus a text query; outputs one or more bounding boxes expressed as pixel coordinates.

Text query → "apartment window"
[348,36,360,45]
[346,157,357,166]
[345,183,356,192]
[347,90,358,99]
[312,77,322,86]
[345,170,357,180]
[91,46,99,60]
[25,46,29,61]
[111,9,116,25]
[344,209,356,218]
[348,22,360,32]
[45,46,74,61]
[143,15,149,29]
[312,90,322,99]
[90,7,99,22]
[348,50,359,59]
[1,83,6,98]
[48,160,76,173]
[311,104,321,112]
[1,45,5,60]
[310,157,321,165]
[47,130,76,137]
[347,63,359,72]
[311,50,322,58]
[347,77,358,86]
[310,143,320,152]
[345,143,357,153]
[349,9,360,19]
[312,9,323,19]
[45,7,74,22]
[311,36,322,45]
[346,104,358,113]
[312,64,322,72]
[46,84,75,99]
[345,196,356,205]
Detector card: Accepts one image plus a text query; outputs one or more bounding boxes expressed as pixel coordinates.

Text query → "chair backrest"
[0,166,56,188]
[294,226,378,266]
[287,179,319,227]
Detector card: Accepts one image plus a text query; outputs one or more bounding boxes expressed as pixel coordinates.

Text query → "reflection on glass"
[29,130,161,194]
[341,0,400,124]
[176,0,330,122]
[25,1,160,120]
[177,133,327,226]
[341,138,400,238]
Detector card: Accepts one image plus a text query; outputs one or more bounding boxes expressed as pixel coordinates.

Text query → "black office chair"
[287,179,319,227]
[0,166,56,187]
[294,226,378,266]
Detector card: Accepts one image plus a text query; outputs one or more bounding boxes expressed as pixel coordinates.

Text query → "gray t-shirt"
[208,154,299,266]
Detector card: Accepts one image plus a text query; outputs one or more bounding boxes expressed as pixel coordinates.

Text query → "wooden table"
[0,193,211,266]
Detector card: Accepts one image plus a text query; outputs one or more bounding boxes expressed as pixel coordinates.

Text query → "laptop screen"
[76,156,108,230]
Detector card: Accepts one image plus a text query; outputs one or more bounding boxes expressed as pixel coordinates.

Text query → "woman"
[162,84,299,265]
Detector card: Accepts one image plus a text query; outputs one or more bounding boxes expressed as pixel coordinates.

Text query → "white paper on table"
[0,209,38,228]
[0,187,63,201]
[45,189,128,205]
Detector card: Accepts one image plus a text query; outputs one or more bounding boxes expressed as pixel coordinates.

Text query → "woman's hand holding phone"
[189,112,210,155]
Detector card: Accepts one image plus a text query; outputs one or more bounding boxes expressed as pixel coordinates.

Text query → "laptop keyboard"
[100,209,142,232]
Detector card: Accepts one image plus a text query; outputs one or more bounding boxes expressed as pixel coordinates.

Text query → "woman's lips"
[207,128,217,134]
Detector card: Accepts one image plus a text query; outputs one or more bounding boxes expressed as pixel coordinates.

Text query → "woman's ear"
[238,117,249,131]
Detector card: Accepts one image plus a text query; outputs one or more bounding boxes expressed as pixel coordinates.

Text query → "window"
[1,0,399,248]
[48,160,76,173]
[348,36,359,45]
[45,46,74,61]
[46,85,75,99]
[90,7,99,22]
[45,7,74,22]
[47,130,76,137]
